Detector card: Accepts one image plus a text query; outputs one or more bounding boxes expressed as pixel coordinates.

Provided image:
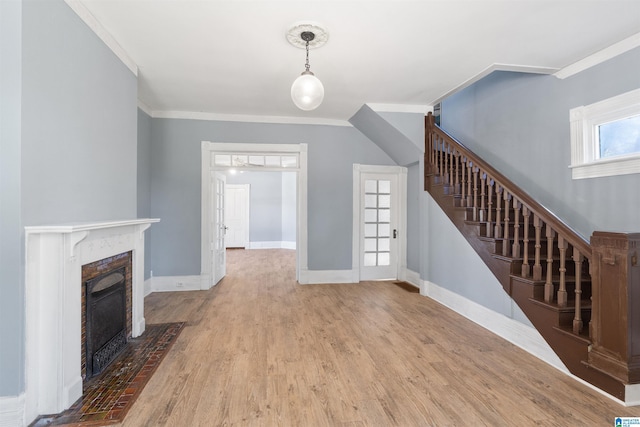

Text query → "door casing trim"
[352,164,408,283]
[201,142,308,287]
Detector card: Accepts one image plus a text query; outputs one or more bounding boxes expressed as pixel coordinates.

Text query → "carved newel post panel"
[588,232,640,383]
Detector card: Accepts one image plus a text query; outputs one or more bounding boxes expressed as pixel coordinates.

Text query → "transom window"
[569,88,640,179]
[213,153,298,169]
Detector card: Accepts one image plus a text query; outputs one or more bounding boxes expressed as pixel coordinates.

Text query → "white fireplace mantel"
[24,218,159,423]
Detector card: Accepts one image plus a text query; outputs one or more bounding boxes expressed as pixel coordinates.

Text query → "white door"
[225,184,249,248]
[213,172,227,284]
[360,173,399,280]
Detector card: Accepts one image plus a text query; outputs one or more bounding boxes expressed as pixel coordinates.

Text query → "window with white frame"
[569,88,640,179]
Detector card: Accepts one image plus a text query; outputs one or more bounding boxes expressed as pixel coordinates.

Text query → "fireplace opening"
[85,266,128,378]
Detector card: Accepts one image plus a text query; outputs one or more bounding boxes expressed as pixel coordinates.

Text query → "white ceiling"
[75,0,640,124]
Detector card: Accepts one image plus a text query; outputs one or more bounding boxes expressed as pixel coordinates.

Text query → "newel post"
[588,231,640,383]
[425,112,436,182]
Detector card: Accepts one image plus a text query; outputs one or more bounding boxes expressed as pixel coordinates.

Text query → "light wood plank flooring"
[121,249,640,426]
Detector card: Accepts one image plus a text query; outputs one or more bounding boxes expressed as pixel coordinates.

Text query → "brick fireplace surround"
[24,219,158,424]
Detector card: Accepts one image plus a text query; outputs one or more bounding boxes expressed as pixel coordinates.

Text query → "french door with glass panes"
[360,172,399,280]
[212,172,227,284]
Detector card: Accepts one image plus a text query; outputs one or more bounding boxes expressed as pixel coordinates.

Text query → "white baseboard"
[281,241,296,250]
[401,268,422,290]
[625,385,640,407]
[0,394,25,427]
[298,269,357,285]
[147,275,204,293]
[422,277,567,372]
[144,277,152,297]
[147,268,354,288]
[405,269,640,406]
[246,241,296,250]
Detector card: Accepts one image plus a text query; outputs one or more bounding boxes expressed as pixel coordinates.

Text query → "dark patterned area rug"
[31,322,184,427]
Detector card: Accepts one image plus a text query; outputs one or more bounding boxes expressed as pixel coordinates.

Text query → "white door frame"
[201,142,308,288]
[352,164,407,283]
[225,184,250,248]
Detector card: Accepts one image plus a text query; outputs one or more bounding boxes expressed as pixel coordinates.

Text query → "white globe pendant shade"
[291,71,324,111]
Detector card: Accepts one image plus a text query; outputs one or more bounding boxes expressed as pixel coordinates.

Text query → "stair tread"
[528,296,592,312]
[512,274,591,284]
[553,325,591,344]
[492,253,523,262]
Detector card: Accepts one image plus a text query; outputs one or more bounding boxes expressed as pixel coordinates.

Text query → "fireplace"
[24,219,159,423]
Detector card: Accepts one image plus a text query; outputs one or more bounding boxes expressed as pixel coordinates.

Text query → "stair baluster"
[486,179,494,238]
[447,143,453,187]
[573,248,584,334]
[479,172,487,222]
[442,140,447,184]
[472,167,479,221]
[533,215,543,281]
[557,236,568,307]
[454,151,461,196]
[438,137,444,179]
[494,185,503,238]
[521,206,530,277]
[544,224,556,303]
[460,156,467,207]
[502,191,511,257]
[512,199,521,259]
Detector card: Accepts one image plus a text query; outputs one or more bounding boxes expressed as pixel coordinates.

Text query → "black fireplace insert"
[85,266,128,378]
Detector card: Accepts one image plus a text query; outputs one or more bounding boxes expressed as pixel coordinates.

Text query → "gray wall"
[138,109,153,279]
[282,172,297,242]
[350,106,422,166]
[406,163,420,272]
[378,111,425,152]
[226,171,289,243]
[148,118,395,276]
[0,0,139,398]
[378,111,425,273]
[0,0,24,397]
[21,0,138,226]
[441,48,640,240]
[425,193,531,324]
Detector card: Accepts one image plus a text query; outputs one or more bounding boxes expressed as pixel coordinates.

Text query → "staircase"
[424,113,629,400]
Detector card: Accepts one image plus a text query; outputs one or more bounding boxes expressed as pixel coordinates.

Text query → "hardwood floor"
[121,249,640,426]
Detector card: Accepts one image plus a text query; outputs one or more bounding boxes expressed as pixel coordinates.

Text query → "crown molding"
[137,100,153,116]
[430,63,558,105]
[64,0,137,76]
[554,32,640,80]
[150,110,352,127]
[366,103,432,115]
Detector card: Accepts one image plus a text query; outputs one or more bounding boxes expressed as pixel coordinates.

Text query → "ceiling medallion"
[286,22,329,49]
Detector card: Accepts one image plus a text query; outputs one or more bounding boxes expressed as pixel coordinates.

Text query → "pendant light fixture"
[287,23,328,111]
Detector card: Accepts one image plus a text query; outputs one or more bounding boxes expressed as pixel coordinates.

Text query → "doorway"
[225,184,250,249]
[201,142,308,288]
[352,164,407,282]
[225,171,297,250]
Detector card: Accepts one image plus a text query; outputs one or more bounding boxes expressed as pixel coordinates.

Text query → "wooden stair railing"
[424,112,640,401]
